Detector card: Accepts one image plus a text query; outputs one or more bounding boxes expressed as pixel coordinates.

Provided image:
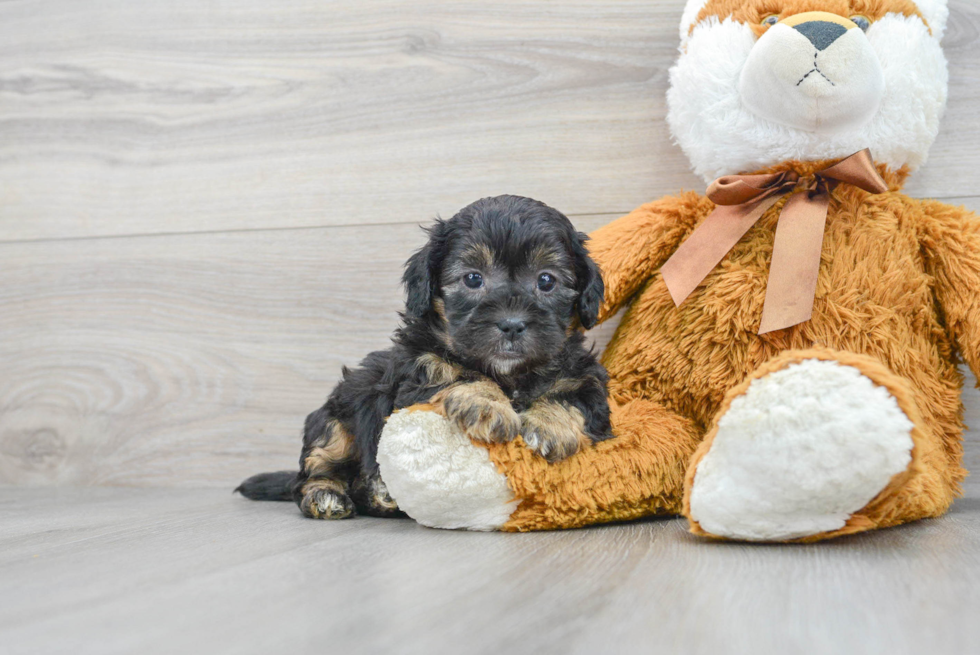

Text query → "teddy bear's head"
[667,0,949,182]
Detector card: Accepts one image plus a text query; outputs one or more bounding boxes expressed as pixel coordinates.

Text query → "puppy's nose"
[497,317,527,340]
[793,20,847,50]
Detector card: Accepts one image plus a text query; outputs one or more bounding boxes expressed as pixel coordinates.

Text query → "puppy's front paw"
[440,382,521,444]
[520,403,590,463]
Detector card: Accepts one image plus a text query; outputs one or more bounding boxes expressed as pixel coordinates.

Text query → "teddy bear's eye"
[761,14,780,27]
[850,15,871,31]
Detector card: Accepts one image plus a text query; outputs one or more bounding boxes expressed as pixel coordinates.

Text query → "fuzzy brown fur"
[480,159,976,537]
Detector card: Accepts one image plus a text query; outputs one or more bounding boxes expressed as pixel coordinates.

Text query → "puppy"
[236,195,612,519]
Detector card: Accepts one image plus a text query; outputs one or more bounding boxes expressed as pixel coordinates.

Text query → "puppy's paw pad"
[301,489,355,520]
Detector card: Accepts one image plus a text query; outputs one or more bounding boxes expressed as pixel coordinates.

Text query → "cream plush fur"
[377,409,518,531]
[738,23,885,133]
[688,359,915,541]
[668,4,948,181]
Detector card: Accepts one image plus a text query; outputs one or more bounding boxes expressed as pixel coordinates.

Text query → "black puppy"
[237,195,612,519]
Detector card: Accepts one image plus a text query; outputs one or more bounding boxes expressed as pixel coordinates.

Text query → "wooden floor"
[2,484,979,655]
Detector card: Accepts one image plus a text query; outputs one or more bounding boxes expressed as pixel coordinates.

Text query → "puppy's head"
[403,195,603,376]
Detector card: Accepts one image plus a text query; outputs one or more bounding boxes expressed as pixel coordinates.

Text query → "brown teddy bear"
[377,0,977,541]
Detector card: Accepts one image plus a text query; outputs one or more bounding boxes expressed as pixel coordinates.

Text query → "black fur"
[234,471,295,501]
[236,195,612,518]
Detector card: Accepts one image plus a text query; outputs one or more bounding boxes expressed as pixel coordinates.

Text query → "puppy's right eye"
[463,272,484,289]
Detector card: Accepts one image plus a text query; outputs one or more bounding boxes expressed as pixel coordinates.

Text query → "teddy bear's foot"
[377,408,519,530]
[686,352,917,542]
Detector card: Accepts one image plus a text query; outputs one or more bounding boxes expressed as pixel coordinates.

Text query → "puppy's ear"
[403,219,448,319]
[573,231,605,330]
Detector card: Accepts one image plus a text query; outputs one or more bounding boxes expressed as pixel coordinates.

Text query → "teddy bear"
[376,0,978,541]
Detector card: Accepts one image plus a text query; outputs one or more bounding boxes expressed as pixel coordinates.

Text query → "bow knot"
[660,149,888,334]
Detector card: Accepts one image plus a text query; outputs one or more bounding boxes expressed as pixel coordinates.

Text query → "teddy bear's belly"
[602,208,961,436]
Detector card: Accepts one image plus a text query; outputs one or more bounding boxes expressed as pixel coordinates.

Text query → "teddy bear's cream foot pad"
[688,358,914,541]
[377,409,519,531]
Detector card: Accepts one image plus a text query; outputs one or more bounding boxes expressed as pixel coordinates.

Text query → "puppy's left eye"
[537,273,557,292]
[463,272,484,289]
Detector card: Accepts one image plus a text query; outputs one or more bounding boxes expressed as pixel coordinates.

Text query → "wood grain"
[0,0,977,242]
[1,486,978,654]
[2,4,979,650]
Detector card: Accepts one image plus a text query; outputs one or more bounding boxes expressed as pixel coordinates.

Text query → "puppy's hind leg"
[294,408,359,520]
[350,470,405,518]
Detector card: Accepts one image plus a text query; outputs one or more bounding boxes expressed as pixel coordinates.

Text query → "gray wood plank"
[0,486,977,655]
[0,222,422,486]
[0,0,977,242]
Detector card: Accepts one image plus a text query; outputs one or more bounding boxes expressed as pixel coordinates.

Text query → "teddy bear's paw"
[688,358,915,541]
[376,409,520,531]
[299,482,356,520]
[441,381,521,444]
[520,405,589,463]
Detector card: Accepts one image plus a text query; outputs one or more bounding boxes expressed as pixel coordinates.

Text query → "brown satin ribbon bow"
[660,149,889,334]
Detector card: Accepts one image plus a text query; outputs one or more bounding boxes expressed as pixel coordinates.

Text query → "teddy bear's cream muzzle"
[738,11,884,134]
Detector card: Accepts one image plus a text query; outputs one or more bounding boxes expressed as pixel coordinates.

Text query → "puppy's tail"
[234,470,296,501]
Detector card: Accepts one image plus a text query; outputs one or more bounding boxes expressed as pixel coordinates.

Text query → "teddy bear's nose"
[793,20,848,51]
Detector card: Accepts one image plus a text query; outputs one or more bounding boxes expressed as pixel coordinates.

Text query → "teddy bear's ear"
[402,219,449,319]
[573,231,605,330]
[912,0,949,40]
[679,0,708,46]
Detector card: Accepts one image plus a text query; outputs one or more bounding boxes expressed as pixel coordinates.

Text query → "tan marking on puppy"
[299,479,354,519]
[435,380,521,444]
[431,297,456,350]
[462,243,495,270]
[416,352,463,387]
[527,244,568,270]
[432,297,448,323]
[304,421,357,477]
[549,377,586,395]
[520,401,591,463]
[301,478,347,496]
[369,477,399,511]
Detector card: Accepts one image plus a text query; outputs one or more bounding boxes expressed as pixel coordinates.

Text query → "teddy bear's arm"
[917,199,980,375]
[586,193,704,323]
